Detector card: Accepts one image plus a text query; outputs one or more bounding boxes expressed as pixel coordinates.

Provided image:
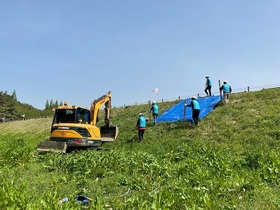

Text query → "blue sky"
[1,1,279,109]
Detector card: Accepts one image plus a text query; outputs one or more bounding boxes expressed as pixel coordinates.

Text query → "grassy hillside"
[0,88,280,209]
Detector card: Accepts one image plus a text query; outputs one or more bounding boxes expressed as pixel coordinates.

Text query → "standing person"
[187,96,200,126]
[150,101,159,126]
[220,80,232,104]
[136,113,147,141]
[204,75,212,96]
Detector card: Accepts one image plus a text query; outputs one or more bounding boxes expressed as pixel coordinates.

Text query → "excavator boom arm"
[90,91,112,126]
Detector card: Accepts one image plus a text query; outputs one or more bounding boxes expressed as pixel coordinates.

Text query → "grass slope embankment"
[0,88,280,209]
[0,117,52,148]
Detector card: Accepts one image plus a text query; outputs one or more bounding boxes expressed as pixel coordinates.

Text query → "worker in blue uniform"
[187,96,200,126]
[136,113,148,141]
[204,75,212,96]
[150,101,159,126]
[220,80,232,104]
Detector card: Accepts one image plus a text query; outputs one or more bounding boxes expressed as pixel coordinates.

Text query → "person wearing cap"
[136,113,148,141]
[204,76,212,96]
[150,101,159,126]
[187,96,200,125]
[220,80,232,104]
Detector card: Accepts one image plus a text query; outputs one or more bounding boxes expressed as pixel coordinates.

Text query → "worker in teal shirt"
[220,80,232,104]
[150,101,159,126]
[204,75,212,96]
[136,113,148,141]
[187,96,200,125]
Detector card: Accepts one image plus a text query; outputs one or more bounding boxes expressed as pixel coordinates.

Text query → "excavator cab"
[53,107,91,124]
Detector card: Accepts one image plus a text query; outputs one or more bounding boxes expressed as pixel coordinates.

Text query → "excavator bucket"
[37,141,67,153]
[101,125,119,142]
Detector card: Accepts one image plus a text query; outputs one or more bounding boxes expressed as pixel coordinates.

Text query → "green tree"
[54,100,59,108]
[0,90,16,116]
[49,99,54,108]
[12,89,17,101]
[45,100,50,110]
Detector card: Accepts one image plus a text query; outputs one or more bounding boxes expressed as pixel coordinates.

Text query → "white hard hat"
[139,113,143,116]
[192,96,196,99]
[206,75,209,78]
[152,101,156,104]
[224,80,227,83]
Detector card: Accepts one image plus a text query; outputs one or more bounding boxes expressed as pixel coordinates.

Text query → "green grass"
[0,88,280,209]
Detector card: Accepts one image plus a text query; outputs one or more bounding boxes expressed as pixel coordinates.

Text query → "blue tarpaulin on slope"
[157,95,222,123]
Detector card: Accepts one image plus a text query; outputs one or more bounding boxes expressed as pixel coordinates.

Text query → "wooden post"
[183,99,187,126]
[247,86,250,92]
[219,80,222,101]
[148,100,152,124]
[183,99,186,120]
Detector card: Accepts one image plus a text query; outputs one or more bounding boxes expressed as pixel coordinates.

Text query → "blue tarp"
[157,95,222,123]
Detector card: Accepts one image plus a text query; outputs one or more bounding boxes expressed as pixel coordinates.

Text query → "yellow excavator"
[37,91,118,153]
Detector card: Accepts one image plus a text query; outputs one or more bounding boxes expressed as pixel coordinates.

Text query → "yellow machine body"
[37,91,118,152]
